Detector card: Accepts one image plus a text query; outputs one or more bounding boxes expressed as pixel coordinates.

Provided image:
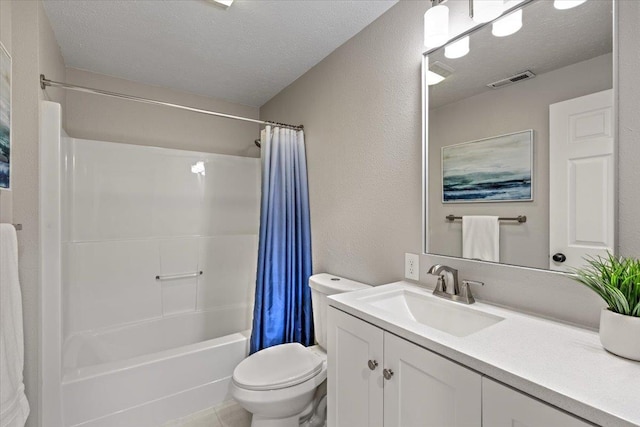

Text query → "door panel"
[328,308,384,427]
[549,89,614,271]
[483,378,591,427]
[383,333,481,427]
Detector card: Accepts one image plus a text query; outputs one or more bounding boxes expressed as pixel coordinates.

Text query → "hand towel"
[1,224,30,427]
[462,216,499,262]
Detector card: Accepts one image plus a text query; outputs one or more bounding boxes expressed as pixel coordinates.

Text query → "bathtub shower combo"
[41,103,261,426]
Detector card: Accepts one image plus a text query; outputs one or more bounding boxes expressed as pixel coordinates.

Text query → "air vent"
[487,71,536,89]
[430,61,455,78]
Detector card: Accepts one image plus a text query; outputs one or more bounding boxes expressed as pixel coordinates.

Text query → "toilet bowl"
[231,274,370,427]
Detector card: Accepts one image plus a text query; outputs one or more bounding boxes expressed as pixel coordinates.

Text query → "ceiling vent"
[487,70,536,89]
[430,61,455,78]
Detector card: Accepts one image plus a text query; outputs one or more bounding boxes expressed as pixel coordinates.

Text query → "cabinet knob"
[383,368,394,380]
[367,359,378,370]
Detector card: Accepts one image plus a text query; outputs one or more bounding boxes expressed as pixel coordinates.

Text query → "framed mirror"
[423,0,614,272]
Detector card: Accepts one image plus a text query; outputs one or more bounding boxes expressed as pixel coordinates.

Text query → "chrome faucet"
[428,264,459,295]
[427,264,483,305]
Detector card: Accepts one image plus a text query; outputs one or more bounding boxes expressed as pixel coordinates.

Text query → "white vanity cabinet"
[482,378,591,427]
[328,307,481,427]
[328,307,593,427]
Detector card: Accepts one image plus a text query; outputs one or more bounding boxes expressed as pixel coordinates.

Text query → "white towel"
[1,224,30,427]
[462,216,499,262]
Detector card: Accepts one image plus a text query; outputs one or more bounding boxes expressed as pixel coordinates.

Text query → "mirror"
[424,0,614,272]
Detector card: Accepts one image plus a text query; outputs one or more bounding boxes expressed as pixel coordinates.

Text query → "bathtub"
[61,309,251,427]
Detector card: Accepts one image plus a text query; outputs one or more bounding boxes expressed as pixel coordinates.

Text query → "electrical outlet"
[405,253,420,281]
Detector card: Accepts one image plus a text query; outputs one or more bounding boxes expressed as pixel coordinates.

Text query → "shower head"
[254,139,261,148]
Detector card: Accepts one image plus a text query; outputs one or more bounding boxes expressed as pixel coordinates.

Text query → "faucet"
[427,264,459,295]
[427,264,483,305]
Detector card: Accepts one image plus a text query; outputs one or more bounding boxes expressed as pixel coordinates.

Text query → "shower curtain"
[250,126,314,353]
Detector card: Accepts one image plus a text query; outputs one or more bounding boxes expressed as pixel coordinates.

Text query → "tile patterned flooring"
[164,400,251,427]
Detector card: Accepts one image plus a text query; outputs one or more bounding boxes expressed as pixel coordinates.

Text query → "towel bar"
[446,215,527,223]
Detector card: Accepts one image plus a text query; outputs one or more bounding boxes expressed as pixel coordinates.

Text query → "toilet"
[231,273,370,427]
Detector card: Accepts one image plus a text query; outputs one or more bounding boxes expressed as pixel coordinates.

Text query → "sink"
[358,289,504,337]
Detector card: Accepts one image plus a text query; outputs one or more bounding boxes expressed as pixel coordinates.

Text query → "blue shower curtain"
[250,126,314,354]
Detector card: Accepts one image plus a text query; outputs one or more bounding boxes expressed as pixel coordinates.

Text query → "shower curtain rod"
[39,75,304,131]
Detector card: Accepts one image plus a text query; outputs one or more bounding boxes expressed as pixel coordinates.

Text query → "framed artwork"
[442,130,533,203]
[0,42,11,190]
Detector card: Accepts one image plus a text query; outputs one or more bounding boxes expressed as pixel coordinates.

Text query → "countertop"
[328,281,640,427]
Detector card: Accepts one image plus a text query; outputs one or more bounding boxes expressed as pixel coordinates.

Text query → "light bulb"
[554,0,587,10]
[425,70,446,86]
[472,0,504,23]
[445,37,470,59]
[424,4,449,49]
[492,9,522,37]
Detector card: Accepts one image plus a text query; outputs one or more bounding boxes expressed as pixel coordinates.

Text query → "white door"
[483,378,591,427]
[383,333,481,427]
[549,89,615,271]
[327,308,384,427]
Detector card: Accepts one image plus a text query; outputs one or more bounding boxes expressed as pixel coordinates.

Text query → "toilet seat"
[233,343,324,391]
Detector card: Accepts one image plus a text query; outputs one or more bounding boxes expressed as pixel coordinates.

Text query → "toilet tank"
[309,273,370,349]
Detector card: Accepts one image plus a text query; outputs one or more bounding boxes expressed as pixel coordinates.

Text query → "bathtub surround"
[62,139,259,336]
[260,0,639,329]
[250,126,314,353]
[40,133,260,426]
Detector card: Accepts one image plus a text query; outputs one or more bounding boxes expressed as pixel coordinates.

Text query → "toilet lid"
[233,343,324,391]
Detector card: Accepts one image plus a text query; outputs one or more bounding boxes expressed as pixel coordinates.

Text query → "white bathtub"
[61,310,251,427]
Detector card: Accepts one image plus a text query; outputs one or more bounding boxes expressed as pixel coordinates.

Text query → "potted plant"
[572,253,640,361]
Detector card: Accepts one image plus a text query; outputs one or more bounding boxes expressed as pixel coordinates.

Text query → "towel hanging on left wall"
[0,224,30,427]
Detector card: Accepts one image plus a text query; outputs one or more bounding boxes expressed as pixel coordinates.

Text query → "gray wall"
[261,0,638,328]
[429,54,613,269]
[260,1,426,286]
[618,0,640,257]
[3,1,67,426]
[65,68,261,157]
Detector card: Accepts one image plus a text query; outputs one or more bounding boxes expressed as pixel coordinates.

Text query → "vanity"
[327,282,640,427]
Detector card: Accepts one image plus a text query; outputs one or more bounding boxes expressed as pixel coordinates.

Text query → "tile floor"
[163,400,251,427]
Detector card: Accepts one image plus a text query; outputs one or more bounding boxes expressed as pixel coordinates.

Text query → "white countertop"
[328,281,640,427]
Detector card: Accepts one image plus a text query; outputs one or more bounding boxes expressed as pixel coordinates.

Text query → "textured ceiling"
[43,0,397,107]
[429,0,613,109]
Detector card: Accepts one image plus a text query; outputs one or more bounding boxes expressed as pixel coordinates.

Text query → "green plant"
[571,253,640,317]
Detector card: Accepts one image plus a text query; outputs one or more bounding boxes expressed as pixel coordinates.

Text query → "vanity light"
[425,70,446,86]
[445,36,470,59]
[553,0,587,10]
[472,0,504,24]
[424,1,450,49]
[492,8,522,37]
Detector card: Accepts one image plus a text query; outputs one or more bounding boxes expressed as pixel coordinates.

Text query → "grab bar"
[155,271,203,281]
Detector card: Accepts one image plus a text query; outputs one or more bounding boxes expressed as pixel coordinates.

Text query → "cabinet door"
[483,378,591,427]
[328,308,384,427]
[383,333,481,427]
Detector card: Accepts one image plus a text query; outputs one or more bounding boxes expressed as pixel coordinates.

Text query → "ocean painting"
[442,130,533,203]
[0,43,10,190]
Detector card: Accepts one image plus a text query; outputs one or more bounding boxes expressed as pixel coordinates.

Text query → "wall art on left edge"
[442,130,533,203]
[0,42,10,190]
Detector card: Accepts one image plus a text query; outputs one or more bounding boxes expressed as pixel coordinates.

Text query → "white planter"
[599,309,640,361]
